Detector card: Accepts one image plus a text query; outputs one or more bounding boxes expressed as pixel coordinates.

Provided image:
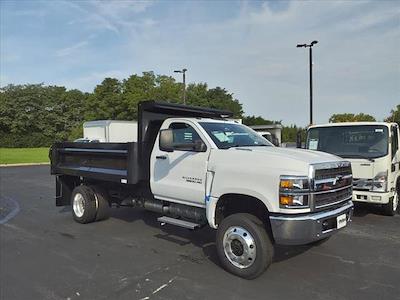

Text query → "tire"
[90,185,110,221]
[71,185,97,224]
[216,213,273,279]
[383,190,399,216]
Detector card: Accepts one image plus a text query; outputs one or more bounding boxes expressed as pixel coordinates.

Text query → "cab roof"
[309,122,396,129]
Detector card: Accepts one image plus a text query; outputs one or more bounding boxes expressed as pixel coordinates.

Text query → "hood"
[234,146,343,164]
[208,146,346,180]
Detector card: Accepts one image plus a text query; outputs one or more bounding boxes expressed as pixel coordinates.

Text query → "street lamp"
[174,68,187,105]
[297,40,318,125]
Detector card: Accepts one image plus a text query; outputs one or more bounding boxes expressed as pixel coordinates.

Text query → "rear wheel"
[71,185,97,224]
[216,213,273,279]
[90,185,110,221]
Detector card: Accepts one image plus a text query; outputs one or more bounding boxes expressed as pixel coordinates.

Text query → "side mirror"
[194,140,207,152]
[296,131,302,148]
[159,129,174,152]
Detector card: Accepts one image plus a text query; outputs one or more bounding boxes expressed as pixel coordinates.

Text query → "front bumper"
[353,190,393,204]
[269,201,354,245]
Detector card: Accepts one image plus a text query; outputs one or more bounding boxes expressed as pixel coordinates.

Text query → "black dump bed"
[50,100,233,185]
[50,142,138,184]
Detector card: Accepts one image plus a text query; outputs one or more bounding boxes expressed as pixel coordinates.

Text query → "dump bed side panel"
[50,142,139,184]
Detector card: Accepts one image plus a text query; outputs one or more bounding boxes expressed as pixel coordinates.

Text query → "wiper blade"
[341,155,375,162]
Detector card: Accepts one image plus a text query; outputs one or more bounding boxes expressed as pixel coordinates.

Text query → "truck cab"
[305,122,400,215]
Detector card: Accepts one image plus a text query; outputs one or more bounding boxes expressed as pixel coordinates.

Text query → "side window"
[169,122,204,151]
[392,126,399,159]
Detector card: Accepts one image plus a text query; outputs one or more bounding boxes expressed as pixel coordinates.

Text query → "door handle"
[156,155,167,160]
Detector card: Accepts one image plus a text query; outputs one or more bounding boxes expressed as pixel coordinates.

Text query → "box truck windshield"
[306,125,389,159]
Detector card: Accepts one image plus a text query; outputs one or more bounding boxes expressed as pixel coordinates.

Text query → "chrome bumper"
[269,201,354,245]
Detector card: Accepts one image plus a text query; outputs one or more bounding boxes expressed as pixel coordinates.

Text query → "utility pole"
[174,68,187,105]
[297,41,318,125]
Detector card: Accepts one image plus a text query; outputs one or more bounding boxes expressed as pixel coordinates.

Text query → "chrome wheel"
[73,193,85,218]
[223,226,256,269]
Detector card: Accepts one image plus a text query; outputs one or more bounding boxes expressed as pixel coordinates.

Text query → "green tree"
[384,105,400,126]
[85,78,123,120]
[282,125,306,143]
[0,84,88,147]
[329,113,376,123]
[243,115,280,126]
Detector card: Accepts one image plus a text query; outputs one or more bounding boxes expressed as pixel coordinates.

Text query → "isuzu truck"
[50,101,354,279]
[305,122,399,215]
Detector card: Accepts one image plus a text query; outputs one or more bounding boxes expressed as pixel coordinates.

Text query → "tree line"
[0,72,245,147]
[0,72,398,147]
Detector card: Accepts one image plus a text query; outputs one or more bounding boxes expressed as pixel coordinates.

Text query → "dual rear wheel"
[71,185,110,223]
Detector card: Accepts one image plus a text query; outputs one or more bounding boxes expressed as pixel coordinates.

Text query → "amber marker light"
[279,195,294,206]
[280,180,294,189]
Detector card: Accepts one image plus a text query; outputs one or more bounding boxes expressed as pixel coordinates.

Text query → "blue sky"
[1,0,399,125]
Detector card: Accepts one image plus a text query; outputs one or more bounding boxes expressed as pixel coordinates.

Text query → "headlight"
[279,176,310,208]
[372,171,388,192]
[353,171,388,192]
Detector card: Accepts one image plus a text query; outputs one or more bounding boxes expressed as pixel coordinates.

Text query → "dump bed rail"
[50,142,139,184]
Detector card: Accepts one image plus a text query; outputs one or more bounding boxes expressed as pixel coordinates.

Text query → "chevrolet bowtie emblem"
[333,175,343,186]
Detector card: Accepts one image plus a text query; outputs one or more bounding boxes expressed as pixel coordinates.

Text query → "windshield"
[307,125,389,159]
[199,122,273,149]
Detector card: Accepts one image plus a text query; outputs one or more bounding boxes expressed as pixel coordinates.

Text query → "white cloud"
[55,41,89,57]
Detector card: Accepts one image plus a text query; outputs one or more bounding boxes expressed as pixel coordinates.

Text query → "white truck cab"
[306,122,400,215]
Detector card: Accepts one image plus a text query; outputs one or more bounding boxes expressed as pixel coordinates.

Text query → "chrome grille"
[314,187,352,209]
[315,166,352,180]
[311,162,353,210]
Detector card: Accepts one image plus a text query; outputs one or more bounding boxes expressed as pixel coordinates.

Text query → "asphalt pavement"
[0,166,399,300]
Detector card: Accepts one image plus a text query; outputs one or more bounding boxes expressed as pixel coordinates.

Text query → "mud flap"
[56,175,79,206]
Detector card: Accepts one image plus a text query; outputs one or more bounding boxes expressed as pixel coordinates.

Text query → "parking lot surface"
[0,166,399,300]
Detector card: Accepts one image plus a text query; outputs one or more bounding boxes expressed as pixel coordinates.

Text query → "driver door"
[150,122,209,207]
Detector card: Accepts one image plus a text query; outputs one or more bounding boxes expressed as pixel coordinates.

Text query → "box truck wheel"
[383,191,399,216]
[216,213,273,279]
[71,185,97,224]
[90,186,110,221]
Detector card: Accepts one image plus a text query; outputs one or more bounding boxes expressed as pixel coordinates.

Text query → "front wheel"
[216,213,273,279]
[383,191,399,216]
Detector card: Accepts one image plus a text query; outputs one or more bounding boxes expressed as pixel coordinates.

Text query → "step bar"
[157,216,201,230]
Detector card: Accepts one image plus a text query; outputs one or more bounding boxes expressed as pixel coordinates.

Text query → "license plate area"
[336,213,347,229]
[321,213,348,232]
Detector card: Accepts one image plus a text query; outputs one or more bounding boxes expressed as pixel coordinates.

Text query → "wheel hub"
[73,193,85,218]
[223,226,256,269]
[231,239,244,256]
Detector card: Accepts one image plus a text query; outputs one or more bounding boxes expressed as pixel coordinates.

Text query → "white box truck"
[83,120,138,142]
[51,101,354,279]
[305,122,399,215]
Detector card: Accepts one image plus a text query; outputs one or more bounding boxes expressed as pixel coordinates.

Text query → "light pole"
[297,40,318,125]
[174,68,187,105]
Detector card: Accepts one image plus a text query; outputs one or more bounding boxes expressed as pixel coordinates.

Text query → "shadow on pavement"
[89,206,318,268]
[352,202,386,217]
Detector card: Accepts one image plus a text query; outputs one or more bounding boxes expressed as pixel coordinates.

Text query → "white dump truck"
[50,101,354,279]
[305,122,399,215]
